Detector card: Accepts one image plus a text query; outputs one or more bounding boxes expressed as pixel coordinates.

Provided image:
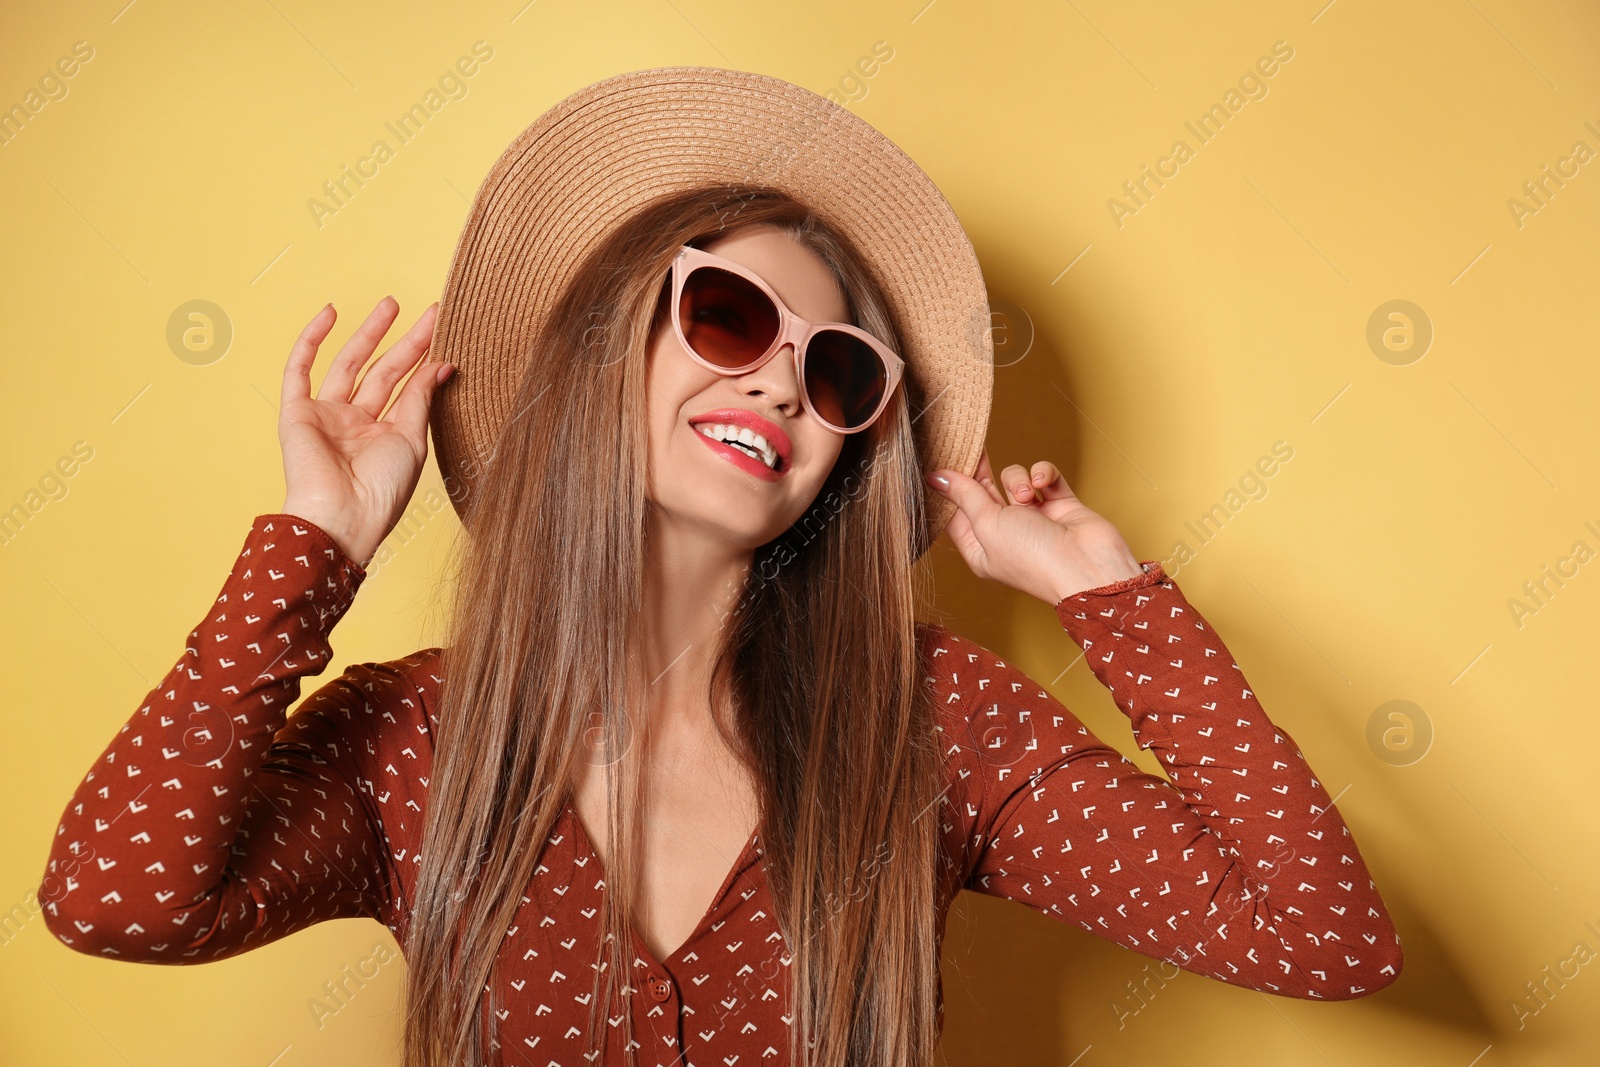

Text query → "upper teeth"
[698,423,779,470]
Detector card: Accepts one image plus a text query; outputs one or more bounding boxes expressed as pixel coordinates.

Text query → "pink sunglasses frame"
[666,243,906,435]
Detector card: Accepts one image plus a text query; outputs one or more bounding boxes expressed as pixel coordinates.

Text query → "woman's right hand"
[277,297,454,568]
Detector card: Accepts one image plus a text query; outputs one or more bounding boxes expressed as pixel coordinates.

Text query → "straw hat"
[426,65,993,555]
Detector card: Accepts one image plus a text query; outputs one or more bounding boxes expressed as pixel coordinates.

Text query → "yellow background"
[3,1,1597,1064]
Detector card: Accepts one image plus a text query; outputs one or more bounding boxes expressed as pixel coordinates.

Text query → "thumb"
[929,468,1001,527]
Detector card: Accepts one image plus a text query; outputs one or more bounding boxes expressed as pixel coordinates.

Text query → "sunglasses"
[666,244,905,434]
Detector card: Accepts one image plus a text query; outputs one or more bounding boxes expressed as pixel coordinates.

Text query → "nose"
[734,340,804,416]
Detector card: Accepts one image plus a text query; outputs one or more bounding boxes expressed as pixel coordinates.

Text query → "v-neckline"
[560,797,764,968]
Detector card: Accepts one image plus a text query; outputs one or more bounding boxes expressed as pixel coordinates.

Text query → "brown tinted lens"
[805,330,888,430]
[679,266,780,369]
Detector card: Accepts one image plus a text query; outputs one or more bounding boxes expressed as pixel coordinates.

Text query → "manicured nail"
[925,471,950,491]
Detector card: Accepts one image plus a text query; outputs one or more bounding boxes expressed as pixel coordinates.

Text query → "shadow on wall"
[924,302,1496,1061]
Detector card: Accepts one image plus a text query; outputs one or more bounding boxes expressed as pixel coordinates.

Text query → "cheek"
[799,434,847,496]
[643,336,727,466]
[645,338,695,428]
[643,350,688,476]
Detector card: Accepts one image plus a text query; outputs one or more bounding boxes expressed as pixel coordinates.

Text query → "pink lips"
[688,407,792,481]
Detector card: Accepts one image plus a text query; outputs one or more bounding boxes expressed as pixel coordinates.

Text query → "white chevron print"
[37,514,1403,1063]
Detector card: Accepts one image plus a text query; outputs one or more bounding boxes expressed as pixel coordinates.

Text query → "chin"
[704,513,786,552]
[645,493,778,548]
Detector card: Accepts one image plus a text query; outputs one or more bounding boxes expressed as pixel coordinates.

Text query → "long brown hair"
[402,185,950,1066]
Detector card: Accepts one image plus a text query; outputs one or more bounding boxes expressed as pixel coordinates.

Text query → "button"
[646,973,673,1002]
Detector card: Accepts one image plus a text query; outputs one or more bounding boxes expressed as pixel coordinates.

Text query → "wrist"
[278,502,371,568]
[1049,556,1146,603]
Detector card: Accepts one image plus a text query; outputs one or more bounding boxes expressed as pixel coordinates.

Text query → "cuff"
[1056,559,1166,604]
[245,514,369,633]
[1052,560,1173,648]
[254,512,369,583]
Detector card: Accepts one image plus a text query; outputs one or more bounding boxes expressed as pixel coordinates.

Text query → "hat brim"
[427,65,993,556]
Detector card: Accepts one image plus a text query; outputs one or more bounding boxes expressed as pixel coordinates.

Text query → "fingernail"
[925,471,950,490]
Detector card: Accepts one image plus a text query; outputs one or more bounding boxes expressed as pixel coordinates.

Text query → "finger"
[932,468,1003,529]
[383,351,455,441]
[282,303,338,410]
[972,449,1005,506]
[999,463,1036,504]
[317,296,401,404]
[941,500,985,567]
[354,303,440,421]
[1029,460,1080,503]
[974,448,994,484]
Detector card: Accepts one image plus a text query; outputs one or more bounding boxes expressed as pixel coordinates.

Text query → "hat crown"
[430,65,993,557]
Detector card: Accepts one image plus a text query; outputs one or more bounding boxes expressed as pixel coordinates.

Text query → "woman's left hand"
[926,450,1147,604]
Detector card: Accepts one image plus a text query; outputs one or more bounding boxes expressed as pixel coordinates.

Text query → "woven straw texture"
[427,65,993,554]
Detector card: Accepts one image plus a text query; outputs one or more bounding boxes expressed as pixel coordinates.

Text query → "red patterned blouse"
[40,514,1402,1065]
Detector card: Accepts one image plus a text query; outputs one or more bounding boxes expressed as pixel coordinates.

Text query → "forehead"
[699,225,849,323]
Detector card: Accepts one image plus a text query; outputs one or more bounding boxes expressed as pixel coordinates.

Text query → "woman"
[39,68,1402,1067]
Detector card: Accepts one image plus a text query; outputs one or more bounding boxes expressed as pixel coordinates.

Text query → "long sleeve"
[39,514,403,961]
[940,561,1403,1000]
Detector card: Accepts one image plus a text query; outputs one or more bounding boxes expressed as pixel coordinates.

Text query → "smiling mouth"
[693,422,785,473]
